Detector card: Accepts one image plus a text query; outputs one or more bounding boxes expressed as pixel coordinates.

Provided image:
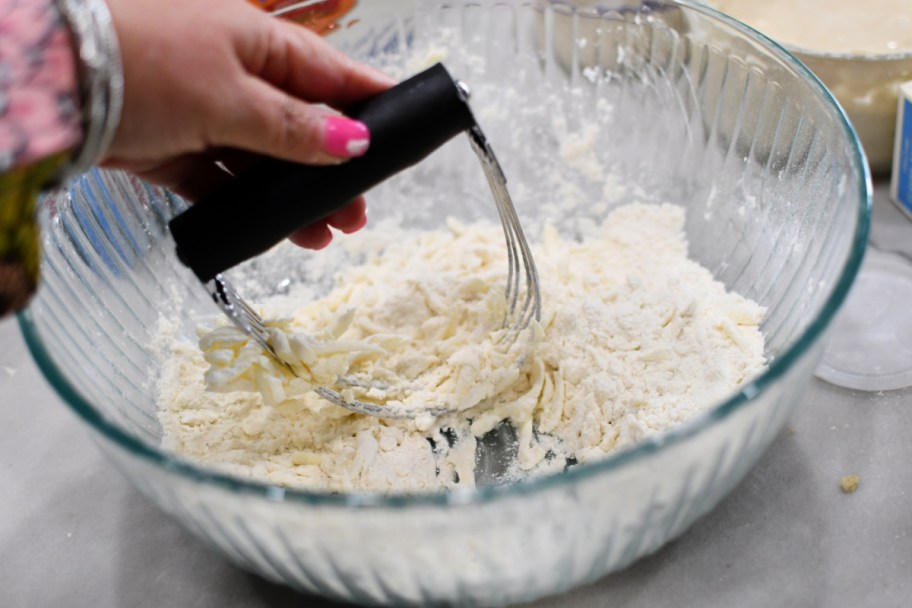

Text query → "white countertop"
[2,183,911,608]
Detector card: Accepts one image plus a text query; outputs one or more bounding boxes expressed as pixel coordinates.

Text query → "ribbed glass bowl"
[696,0,912,174]
[789,51,912,176]
[19,1,870,605]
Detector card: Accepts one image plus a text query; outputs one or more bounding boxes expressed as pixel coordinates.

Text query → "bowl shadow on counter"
[524,426,829,607]
[103,424,825,608]
[106,484,355,608]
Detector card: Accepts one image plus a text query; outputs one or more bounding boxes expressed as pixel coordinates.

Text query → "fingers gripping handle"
[168,63,476,282]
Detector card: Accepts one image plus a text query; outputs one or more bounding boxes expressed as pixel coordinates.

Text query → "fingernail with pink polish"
[324,117,370,158]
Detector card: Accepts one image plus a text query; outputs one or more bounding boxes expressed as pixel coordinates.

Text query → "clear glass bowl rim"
[18,0,872,509]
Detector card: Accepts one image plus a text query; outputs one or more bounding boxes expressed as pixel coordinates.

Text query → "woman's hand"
[103,0,393,248]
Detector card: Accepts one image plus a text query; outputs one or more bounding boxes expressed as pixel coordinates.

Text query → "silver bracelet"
[55,0,124,181]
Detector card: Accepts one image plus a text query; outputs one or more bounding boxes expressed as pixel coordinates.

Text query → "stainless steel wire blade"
[204,124,541,420]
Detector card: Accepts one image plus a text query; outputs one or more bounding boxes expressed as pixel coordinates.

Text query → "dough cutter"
[168,63,541,419]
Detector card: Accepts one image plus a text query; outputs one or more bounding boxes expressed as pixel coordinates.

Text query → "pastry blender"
[168,64,541,418]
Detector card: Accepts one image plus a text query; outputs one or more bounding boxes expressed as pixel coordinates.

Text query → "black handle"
[168,63,476,282]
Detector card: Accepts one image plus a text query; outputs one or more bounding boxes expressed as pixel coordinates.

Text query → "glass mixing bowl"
[697,0,912,174]
[19,1,870,605]
[790,51,912,176]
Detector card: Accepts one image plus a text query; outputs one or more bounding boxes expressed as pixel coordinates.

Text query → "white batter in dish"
[156,203,766,493]
[713,0,912,55]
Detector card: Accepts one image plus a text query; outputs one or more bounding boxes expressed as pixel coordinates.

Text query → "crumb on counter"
[840,474,860,493]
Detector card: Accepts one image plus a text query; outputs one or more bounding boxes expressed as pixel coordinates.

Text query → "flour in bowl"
[156,203,766,493]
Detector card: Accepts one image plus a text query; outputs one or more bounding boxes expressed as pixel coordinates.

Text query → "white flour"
[156,203,766,493]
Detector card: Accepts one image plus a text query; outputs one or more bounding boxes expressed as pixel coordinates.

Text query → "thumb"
[215,77,372,165]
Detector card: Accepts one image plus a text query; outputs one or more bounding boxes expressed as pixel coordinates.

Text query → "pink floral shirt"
[0,0,82,316]
[0,0,82,172]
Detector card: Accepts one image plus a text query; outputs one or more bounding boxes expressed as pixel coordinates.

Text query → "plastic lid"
[816,247,912,391]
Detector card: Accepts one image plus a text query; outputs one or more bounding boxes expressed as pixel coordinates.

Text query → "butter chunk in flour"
[156,203,766,493]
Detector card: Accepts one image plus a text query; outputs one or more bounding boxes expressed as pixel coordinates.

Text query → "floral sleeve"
[0,0,82,315]
[0,0,81,170]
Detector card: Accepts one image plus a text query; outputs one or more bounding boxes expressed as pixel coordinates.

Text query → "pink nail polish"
[324,117,370,158]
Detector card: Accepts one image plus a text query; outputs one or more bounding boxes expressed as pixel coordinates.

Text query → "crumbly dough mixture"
[157,203,766,493]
